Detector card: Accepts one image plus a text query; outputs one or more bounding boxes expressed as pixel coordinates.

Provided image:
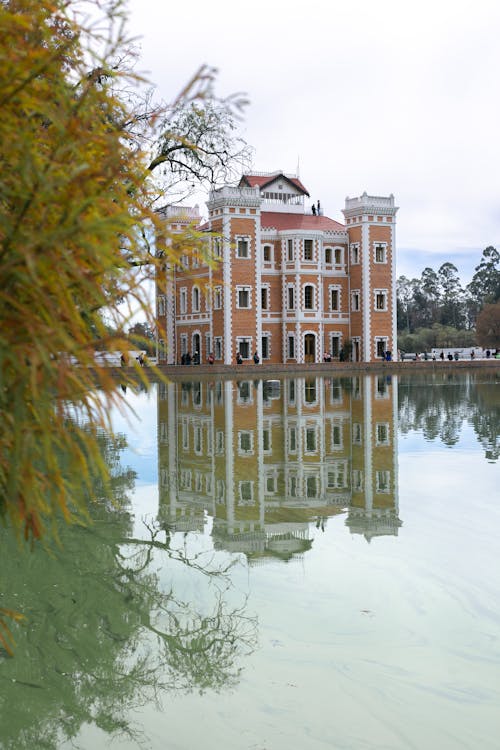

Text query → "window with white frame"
[194,425,203,454]
[306,474,318,498]
[288,426,297,453]
[334,247,342,265]
[351,290,360,311]
[261,286,269,310]
[180,469,192,490]
[265,471,277,494]
[215,382,223,404]
[376,374,389,398]
[238,430,254,455]
[263,244,272,262]
[330,286,340,311]
[214,337,222,360]
[214,286,222,309]
[239,481,254,505]
[237,339,250,359]
[288,285,295,310]
[351,243,360,264]
[192,286,200,312]
[303,239,313,261]
[376,422,390,446]
[213,237,222,258]
[237,380,252,403]
[352,422,362,445]
[287,238,294,261]
[216,479,225,503]
[376,339,388,360]
[304,284,314,310]
[327,460,348,488]
[374,289,388,311]
[330,334,341,358]
[180,334,188,355]
[205,474,213,494]
[261,335,269,359]
[195,471,203,493]
[305,425,317,453]
[374,243,387,263]
[205,333,211,357]
[325,246,332,264]
[288,379,296,404]
[237,286,251,309]
[331,420,343,450]
[263,426,271,452]
[288,474,298,497]
[216,430,224,454]
[157,295,166,316]
[181,419,189,450]
[288,335,295,359]
[352,469,364,492]
[236,237,250,258]
[180,287,187,314]
[376,470,391,493]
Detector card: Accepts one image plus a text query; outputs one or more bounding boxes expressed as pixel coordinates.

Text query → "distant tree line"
[397,246,500,352]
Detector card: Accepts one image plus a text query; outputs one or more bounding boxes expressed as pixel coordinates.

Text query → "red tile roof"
[261,211,345,232]
[239,173,310,196]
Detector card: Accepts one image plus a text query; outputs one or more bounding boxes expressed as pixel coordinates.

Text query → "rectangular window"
[180,334,188,355]
[261,335,269,359]
[288,286,295,310]
[237,287,250,308]
[238,339,250,359]
[376,471,391,493]
[375,244,386,263]
[305,426,317,453]
[238,431,253,454]
[261,287,268,310]
[287,239,294,261]
[214,286,222,309]
[288,475,297,497]
[213,237,222,258]
[325,247,332,264]
[216,431,224,454]
[352,422,362,445]
[331,335,340,358]
[352,291,360,311]
[214,337,222,359]
[376,423,390,446]
[288,427,297,453]
[330,288,339,311]
[351,245,360,264]
[334,248,342,264]
[157,295,166,316]
[263,428,271,452]
[263,245,271,262]
[180,288,187,314]
[304,239,313,261]
[288,335,295,359]
[237,238,249,258]
[375,291,387,311]
[239,481,254,505]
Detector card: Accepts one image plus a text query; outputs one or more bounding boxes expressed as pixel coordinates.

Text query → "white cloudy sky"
[124,0,500,283]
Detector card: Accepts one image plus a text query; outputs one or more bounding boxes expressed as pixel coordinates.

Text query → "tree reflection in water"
[0,429,257,749]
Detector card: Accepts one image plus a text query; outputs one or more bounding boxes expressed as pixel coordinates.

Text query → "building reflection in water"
[157,374,401,563]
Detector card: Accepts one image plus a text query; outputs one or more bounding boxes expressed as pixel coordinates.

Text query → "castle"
[155,171,398,364]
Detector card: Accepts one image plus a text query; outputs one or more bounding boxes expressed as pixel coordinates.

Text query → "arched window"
[304,285,314,309]
[192,286,200,312]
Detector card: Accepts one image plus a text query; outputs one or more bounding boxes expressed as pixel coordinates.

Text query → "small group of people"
[235,351,260,365]
[181,351,200,365]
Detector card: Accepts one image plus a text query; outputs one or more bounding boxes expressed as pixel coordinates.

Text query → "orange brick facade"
[156,173,398,364]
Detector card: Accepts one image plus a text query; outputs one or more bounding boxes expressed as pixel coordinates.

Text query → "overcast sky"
[124,0,500,283]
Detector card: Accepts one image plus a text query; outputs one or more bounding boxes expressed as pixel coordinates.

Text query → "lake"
[1,371,499,750]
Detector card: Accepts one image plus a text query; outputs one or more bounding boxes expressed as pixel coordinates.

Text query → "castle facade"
[156,171,398,364]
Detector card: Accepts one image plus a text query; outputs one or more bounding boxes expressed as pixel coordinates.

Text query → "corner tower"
[342,193,398,362]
